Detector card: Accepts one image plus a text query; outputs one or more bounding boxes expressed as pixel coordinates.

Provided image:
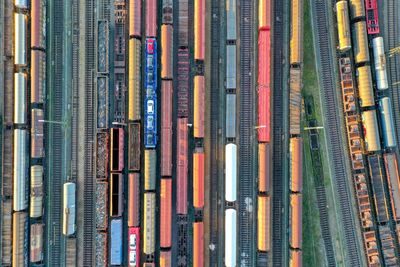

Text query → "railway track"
[239,0,255,265]
[312,1,362,266]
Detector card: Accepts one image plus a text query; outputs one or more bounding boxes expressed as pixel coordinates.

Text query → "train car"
[177,48,190,116]
[225,209,237,267]
[128,227,140,267]
[372,37,388,90]
[258,195,271,252]
[129,38,142,121]
[96,130,109,179]
[258,143,270,193]
[290,138,303,193]
[110,128,124,172]
[144,38,158,148]
[289,67,301,135]
[290,0,303,65]
[128,173,140,227]
[145,0,157,37]
[226,45,236,89]
[128,123,141,171]
[336,1,351,51]
[162,0,173,24]
[161,25,173,79]
[226,94,236,138]
[14,72,27,124]
[31,0,46,49]
[193,150,205,209]
[356,66,374,107]
[258,0,271,30]
[290,250,302,267]
[161,80,173,177]
[31,108,44,158]
[290,194,302,249]
[63,182,76,236]
[258,29,271,142]
[160,250,172,267]
[178,0,189,46]
[1,200,12,265]
[14,13,27,66]
[194,0,205,60]
[110,173,123,217]
[352,21,370,64]
[12,212,28,267]
[194,75,205,138]
[14,129,28,211]
[31,50,46,104]
[226,0,237,40]
[95,181,108,230]
[160,179,172,248]
[368,155,389,223]
[144,150,156,191]
[30,166,43,218]
[177,118,188,214]
[383,153,400,221]
[97,76,109,128]
[110,219,123,265]
[362,110,381,152]
[365,0,379,34]
[379,97,396,148]
[97,20,109,74]
[95,232,108,266]
[129,0,141,37]
[143,192,156,255]
[143,263,156,267]
[30,223,44,263]
[193,222,204,267]
[225,144,237,202]
[349,0,365,20]
[15,0,29,9]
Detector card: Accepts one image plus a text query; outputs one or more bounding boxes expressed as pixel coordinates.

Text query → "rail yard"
[1,0,400,266]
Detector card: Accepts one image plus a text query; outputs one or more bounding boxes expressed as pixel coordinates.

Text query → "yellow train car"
[356,66,374,107]
[257,195,271,252]
[349,0,365,20]
[336,1,351,51]
[362,110,381,152]
[352,21,370,64]
[290,0,303,65]
[144,149,156,190]
[143,192,156,255]
[128,38,141,121]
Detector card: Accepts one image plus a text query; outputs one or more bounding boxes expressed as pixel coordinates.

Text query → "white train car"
[14,13,27,66]
[372,37,388,90]
[225,144,237,202]
[15,0,29,9]
[14,72,27,124]
[225,208,237,267]
[13,129,28,211]
[63,182,76,236]
[30,166,43,218]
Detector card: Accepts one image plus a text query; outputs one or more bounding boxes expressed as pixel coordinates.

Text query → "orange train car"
[160,250,172,267]
[290,194,302,249]
[177,118,188,214]
[258,143,270,193]
[161,81,173,177]
[259,0,272,30]
[145,0,157,37]
[258,29,271,142]
[290,137,303,193]
[290,250,302,267]
[31,50,46,104]
[128,173,140,227]
[193,222,204,267]
[129,0,141,37]
[257,195,270,252]
[194,76,205,138]
[161,25,173,79]
[193,150,205,209]
[31,0,46,49]
[160,179,172,248]
[194,0,205,60]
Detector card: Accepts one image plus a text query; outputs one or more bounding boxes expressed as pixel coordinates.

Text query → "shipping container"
[143,192,156,255]
[368,155,389,223]
[290,138,303,193]
[110,173,124,217]
[31,50,46,104]
[226,0,237,40]
[161,25,173,79]
[15,0,28,9]
[14,129,28,211]
[177,118,188,214]
[96,181,108,230]
[160,250,172,267]
[63,182,76,236]
[128,227,140,267]
[161,80,173,177]
[258,195,271,252]
[258,143,270,193]
[30,223,43,263]
[225,144,237,202]
[14,13,27,66]
[226,45,236,89]
[336,1,351,51]
[193,151,205,209]
[356,66,374,107]
[349,0,365,20]
[194,76,205,138]
[144,149,156,191]
[365,0,380,34]
[128,123,141,171]
[128,173,140,227]
[225,209,237,267]
[96,131,109,179]
[193,222,204,267]
[352,21,370,64]
[31,0,46,49]
[110,128,124,172]
[30,166,43,218]
[178,0,189,45]
[160,179,172,248]
[290,194,302,249]
[372,37,388,90]
[379,97,396,148]
[129,0,141,37]
[290,250,302,267]
[258,29,271,142]
[13,212,28,267]
[194,0,205,60]
[362,110,381,152]
[290,0,303,65]
[289,67,301,135]
[31,108,44,158]
[383,153,400,221]
[146,0,157,37]
[129,38,142,121]
[258,0,271,30]
[226,94,236,138]
[95,232,108,267]
[110,219,123,265]
[14,72,27,124]
[162,0,173,24]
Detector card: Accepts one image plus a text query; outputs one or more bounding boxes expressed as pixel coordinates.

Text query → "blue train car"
[379,97,396,148]
[144,38,158,148]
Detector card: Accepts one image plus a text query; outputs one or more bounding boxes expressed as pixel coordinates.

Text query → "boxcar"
[31,50,46,104]
[258,143,270,193]
[161,80,173,177]
[110,219,123,265]
[129,0,141,37]
[290,0,303,65]
[145,0,157,37]
[129,38,142,121]
[194,76,205,138]
[290,138,303,193]
[177,118,188,214]
[193,151,205,209]
[258,0,271,30]
[258,29,271,142]
[161,25,173,79]
[143,192,156,255]
[31,0,46,49]
[226,94,236,138]
[289,194,302,249]
[160,250,172,267]
[144,150,156,191]
[194,0,205,60]
[257,195,271,252]
[226,0,237,40]
[290,250,302,267]
[160,179,172,248]
[193,222,204,267]
[226,45,237,89]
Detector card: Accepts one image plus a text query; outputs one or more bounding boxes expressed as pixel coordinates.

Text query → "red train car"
[194,0,205,60]
[193,150,204,209]
[177,118,188,214]
[161,25,173,79]
[194,76,205,138]
[128,173,140,227]
[129,0,141,38]
[110,128,124,172]
[258,29,271,142]
[161,81,173,177]
[31,0,46,49]
[31,50,46,104]
[365,0,379,34]
[160,250,172,267]
[145,0,157,37]
[128,227,140,267]
[177,48,190,117]
[193,222,204,267]
[160,179,172,248]
[31,109,44,158]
